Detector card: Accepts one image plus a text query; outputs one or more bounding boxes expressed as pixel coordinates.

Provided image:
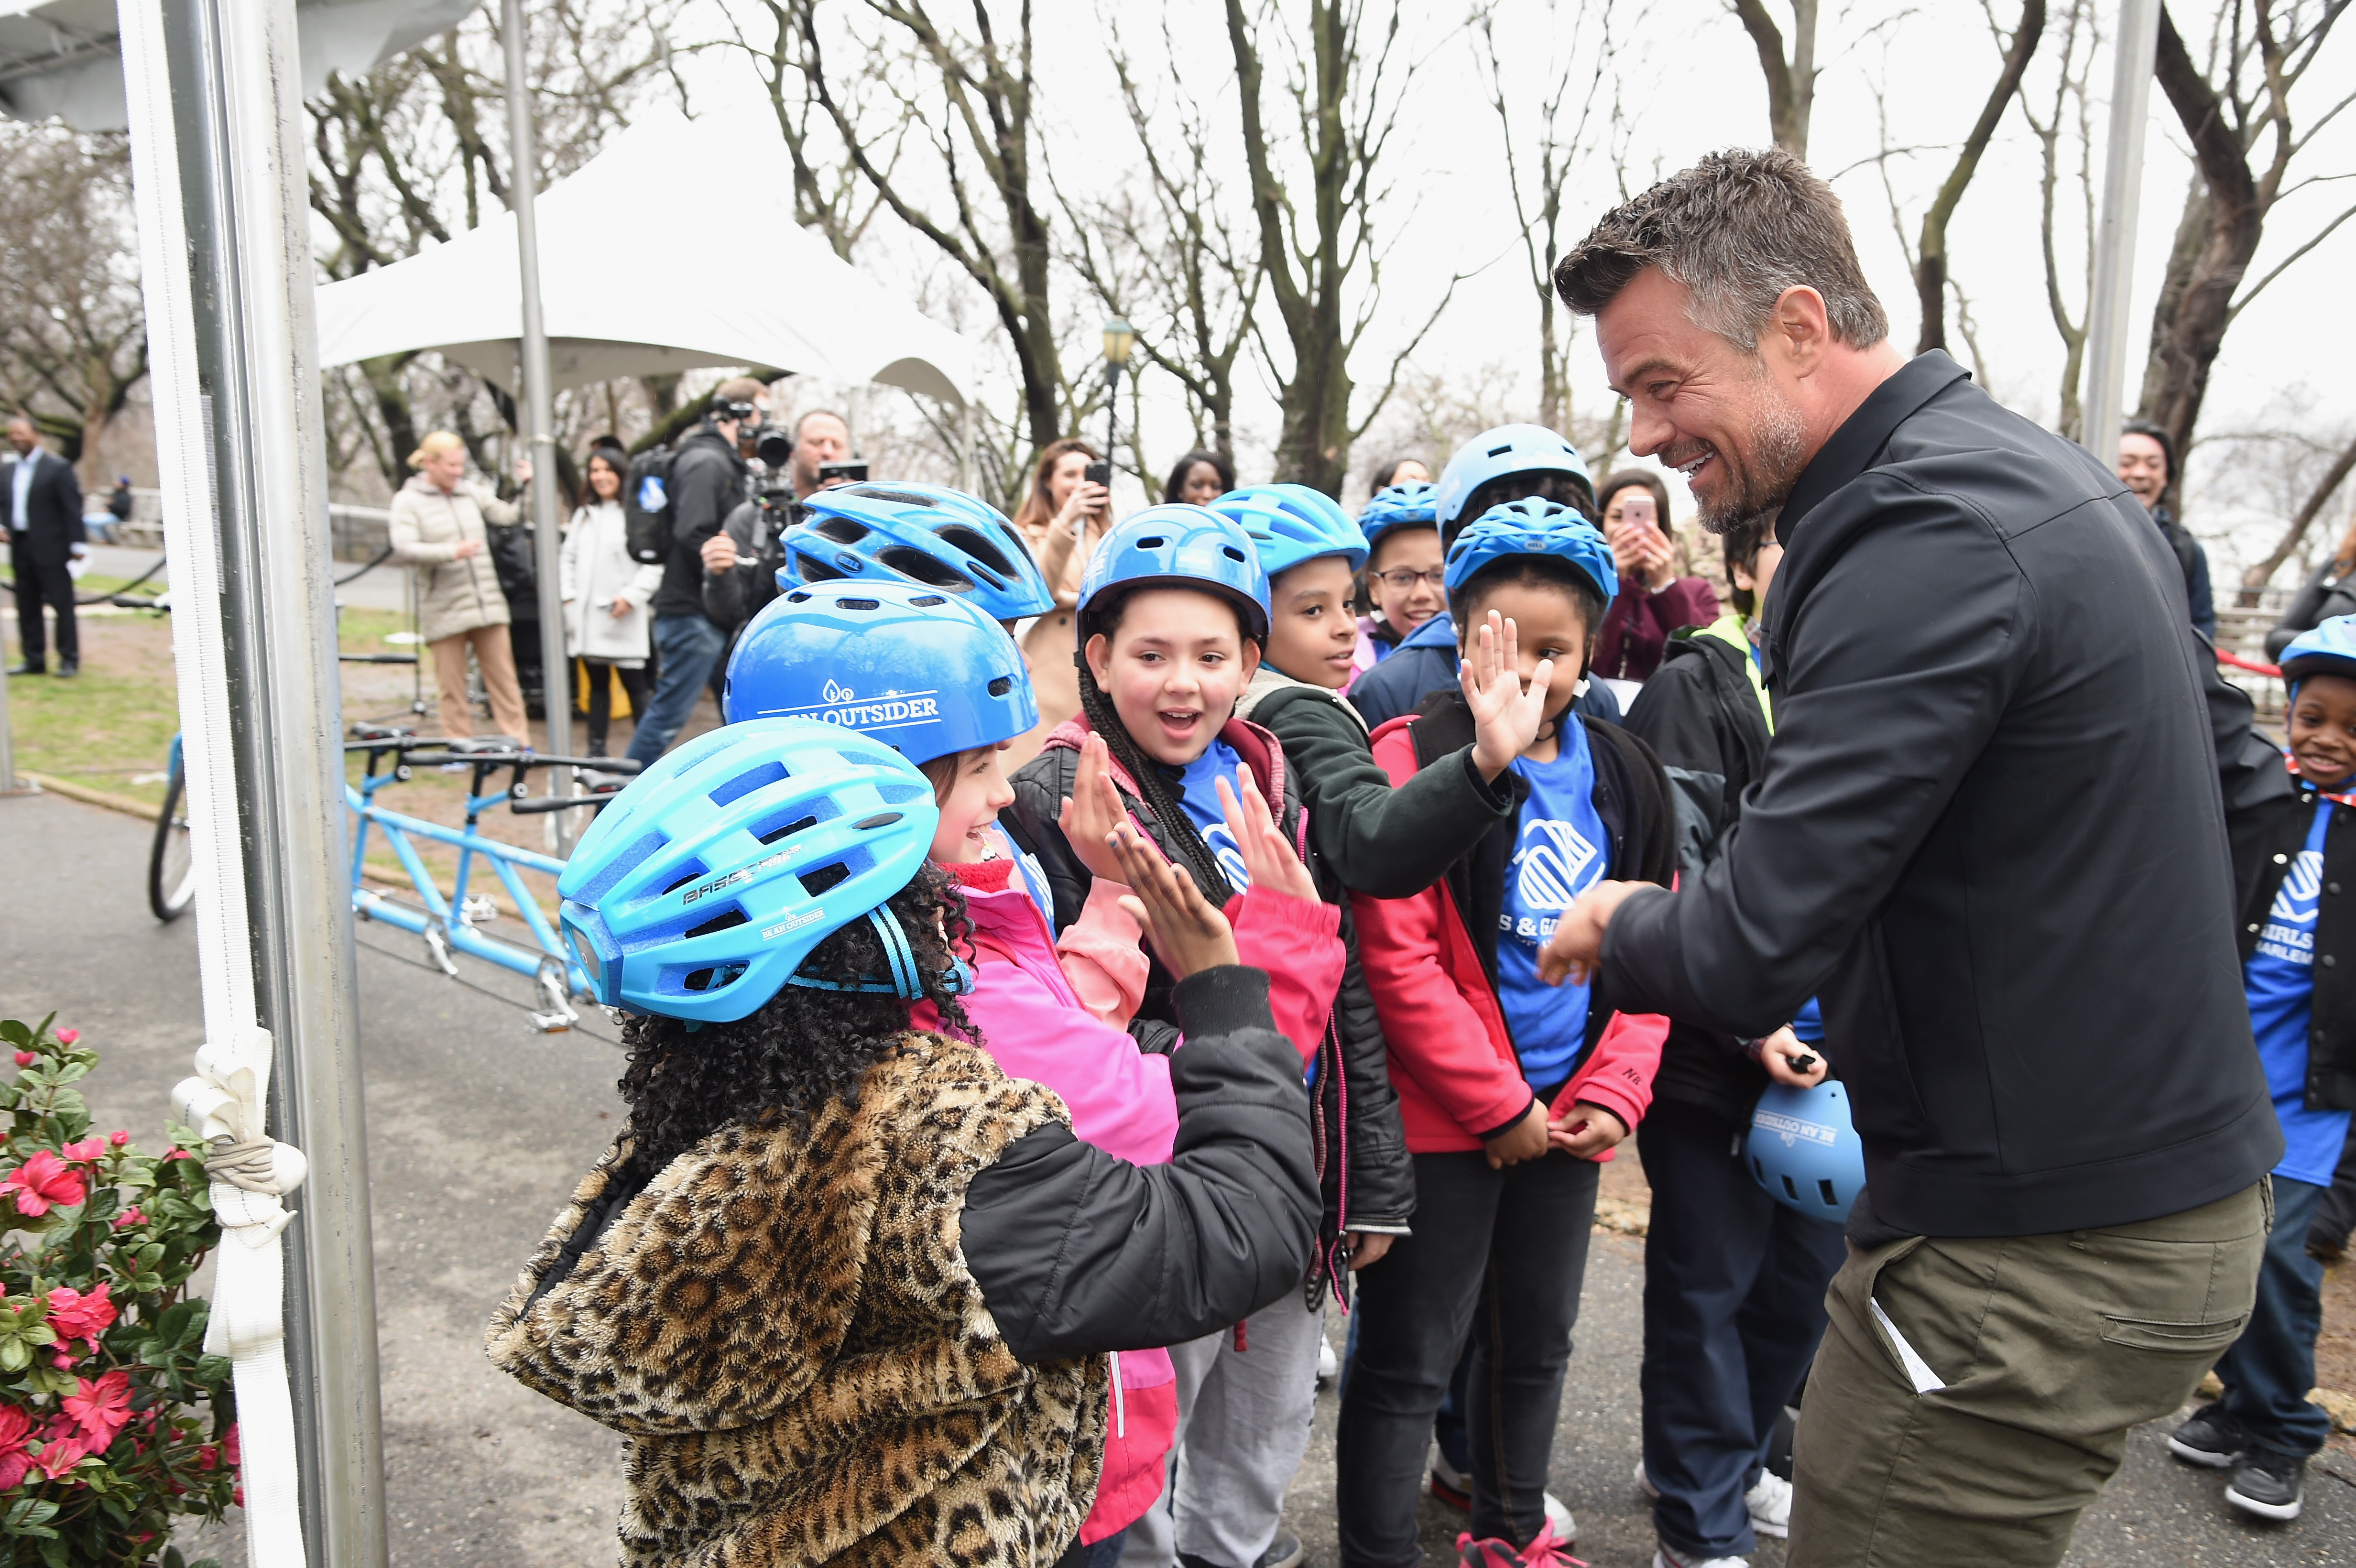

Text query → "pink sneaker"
[1455,1522,1587,1567]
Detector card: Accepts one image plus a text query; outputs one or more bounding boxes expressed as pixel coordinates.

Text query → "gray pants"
[1118,1292,1324,1568]
[1788,1181,2268,1567]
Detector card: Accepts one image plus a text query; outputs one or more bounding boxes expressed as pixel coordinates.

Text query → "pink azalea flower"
[9,1052,29,1067]
[223,1423,240,1469]
[163,1148,192,1162]
[63,1370,130,1447]
[52,1029,77,1045]
[35,1418,89,1481]
[0,1405,33,1491]
[196,1443,217,1471]
[59,1137,106,1164]
[46,1283,116,1346]
[108,1131,128,1148]
[1,1151,85,1217]
[111,1207,146,1230]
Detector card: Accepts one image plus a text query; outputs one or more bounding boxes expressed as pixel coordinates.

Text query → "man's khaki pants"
[1788,1181,2268,1567]
[429,623,529,742]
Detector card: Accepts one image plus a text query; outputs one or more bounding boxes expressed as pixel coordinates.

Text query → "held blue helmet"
[1434,424,1594,529]
[1075,504,1273,643]
[1442,499,1620,609]
[1746,1080,1867,1224]
[722,581,1037,764]
[2277,614,2356,692]
[778,481,1054,621]
[555,719,944,1023]
[1209,483,1370,576]
[1358,482,1439,548]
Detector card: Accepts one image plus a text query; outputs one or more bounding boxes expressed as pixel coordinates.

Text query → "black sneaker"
[2225,1448,2305,1522]
[2167,1405,2247,1469]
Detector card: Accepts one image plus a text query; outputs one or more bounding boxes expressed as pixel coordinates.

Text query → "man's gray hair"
[1555,148,1887,353]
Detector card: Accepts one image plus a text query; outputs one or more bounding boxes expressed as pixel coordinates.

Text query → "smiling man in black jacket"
[1540,150,2280,1568]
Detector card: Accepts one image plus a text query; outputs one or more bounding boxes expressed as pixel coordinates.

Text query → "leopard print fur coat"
[486,1033,1109,1565]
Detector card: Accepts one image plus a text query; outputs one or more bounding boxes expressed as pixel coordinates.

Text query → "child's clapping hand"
[1059,734,1134,885]
[1108,820,1241,979]
[1217,767,1318,904]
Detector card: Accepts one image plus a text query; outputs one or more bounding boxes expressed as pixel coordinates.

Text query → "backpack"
[484,516,538,615]
[623,445,676,565]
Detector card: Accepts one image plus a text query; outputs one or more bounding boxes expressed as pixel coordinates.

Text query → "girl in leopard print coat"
[489,845,1319,1566]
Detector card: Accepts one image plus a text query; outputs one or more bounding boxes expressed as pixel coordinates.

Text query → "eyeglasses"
[1372,567,1447,592]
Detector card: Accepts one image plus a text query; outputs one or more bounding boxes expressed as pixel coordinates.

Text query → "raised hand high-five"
[1107,820,1241,980]
[1058,733,1134,886]
[1215,767,1319,905]
[1460,610,1556,781]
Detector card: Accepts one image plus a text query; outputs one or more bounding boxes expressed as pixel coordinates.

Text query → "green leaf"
[3,1497,60,1535]
[0,1022,29,1051]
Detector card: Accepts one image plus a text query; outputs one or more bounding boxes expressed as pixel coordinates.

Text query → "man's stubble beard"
[1694,373,1812,539]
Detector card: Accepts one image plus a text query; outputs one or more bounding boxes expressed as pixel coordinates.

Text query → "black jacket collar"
[1775,351,1972,545]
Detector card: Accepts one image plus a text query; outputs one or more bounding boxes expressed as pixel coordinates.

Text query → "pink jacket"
[909,857,1178,1542]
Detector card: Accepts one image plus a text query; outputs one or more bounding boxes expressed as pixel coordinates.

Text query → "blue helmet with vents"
[1434,424,1594,531]
[777,481,1054,622]
[1442,499,1619,609]
[2278,615,2356,693]
[555,719,945,1023]
[1746,1080,1867,1224]
[1358,482,1439,548]
[1209,483,1369,576]
[722,581,1036,764]
[1076,504,1273,643]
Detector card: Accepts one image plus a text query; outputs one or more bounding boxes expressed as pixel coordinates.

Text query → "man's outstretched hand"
[1536,880,1647,986]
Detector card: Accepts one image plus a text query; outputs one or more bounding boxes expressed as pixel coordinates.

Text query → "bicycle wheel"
[149,761,196,922]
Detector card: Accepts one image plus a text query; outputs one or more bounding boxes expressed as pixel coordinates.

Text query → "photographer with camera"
[622,376,768,768]
[698,408,866,634]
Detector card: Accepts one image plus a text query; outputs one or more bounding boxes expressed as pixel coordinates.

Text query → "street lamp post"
[1102,317,1136,486]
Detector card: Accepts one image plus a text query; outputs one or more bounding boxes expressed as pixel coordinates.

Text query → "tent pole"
[2080,0,2161,463]
[121,0,387,1561]
[502,0,575,841]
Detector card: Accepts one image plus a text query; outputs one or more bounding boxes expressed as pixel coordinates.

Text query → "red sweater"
[1350,719,1666,1154]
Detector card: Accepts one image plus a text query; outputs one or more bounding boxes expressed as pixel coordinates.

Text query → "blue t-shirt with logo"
[2242,797,2355,1186]
[1172,738,1250,895]
[1494,725,1612,1088]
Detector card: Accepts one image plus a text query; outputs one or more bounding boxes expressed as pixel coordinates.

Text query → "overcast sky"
[684,0,2354,573]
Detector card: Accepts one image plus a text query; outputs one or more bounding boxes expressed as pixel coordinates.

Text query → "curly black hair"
[608,864,980,1188]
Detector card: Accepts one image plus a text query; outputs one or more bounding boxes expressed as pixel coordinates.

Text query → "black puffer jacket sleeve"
[961,968,1320,1362]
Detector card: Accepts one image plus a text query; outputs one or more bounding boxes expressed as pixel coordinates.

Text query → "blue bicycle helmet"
[1358,482,1439,548]
[722,581,1037,764]
[778,481,1055,621]
[1209,483,1369,576]
[1075,504,1273,643]
[1442,499,1620,609]
[1747,1079,1867,1223]
[1434,424,1594,529]
[2278,614,2356,691]
[555,718,943,1023]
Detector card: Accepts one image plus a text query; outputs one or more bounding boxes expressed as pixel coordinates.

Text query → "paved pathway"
[2,787,2350,1565]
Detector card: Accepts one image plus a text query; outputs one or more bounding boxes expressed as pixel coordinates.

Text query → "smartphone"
[1084,460,1112,487]
[1620,492,1658,532]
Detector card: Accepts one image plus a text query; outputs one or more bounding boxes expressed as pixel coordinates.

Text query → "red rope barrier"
[2215,646,2283,678]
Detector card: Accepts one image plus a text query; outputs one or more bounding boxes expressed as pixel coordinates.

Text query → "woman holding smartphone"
[1591,469,1723,698]
[1010,436,1114,763]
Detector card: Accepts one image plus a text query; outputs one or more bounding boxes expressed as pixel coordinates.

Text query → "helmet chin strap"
[782,908,971,1000]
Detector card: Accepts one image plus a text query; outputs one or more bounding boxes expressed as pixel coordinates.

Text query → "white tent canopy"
[312,104,976,407]
[0,0,473,130]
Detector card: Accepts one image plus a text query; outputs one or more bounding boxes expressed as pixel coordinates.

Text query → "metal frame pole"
[2080,0,2162,463]
[502,0,574,841]
[0,653,25,794]
[128,0,388,1560]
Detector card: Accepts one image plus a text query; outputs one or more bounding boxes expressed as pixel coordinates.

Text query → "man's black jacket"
[1601,352,2281,1238]
[1,451,84,566]
[2236,784,2356,1114]
[650,427,748,619]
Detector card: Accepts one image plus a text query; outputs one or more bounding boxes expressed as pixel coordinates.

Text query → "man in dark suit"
[5,415,86,678]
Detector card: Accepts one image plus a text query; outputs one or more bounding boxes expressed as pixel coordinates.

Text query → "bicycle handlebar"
[338,652,420,665]
[509,794,620,815]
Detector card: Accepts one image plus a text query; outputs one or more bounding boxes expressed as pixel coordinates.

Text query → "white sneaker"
[1635,1458,1659,1499]
[1316,1335,1339,1383]
[1543,1492,1575,1541]
[1743,1470,1792,1539]
[1652,1550,1747,1568]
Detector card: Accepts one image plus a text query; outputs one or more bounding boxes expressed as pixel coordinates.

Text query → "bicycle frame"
[345,740,597,1031]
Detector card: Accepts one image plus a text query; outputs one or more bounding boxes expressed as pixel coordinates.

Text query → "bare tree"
[2237,426,2356,591]
[2141,0,2353,512]
[1223,0,1459,495]
[726,0,895,259]
[1913,0,2046,355]
[1473,0,1637,435]
[2018,0,2102,436]
[785,0,1071,459]
[1726,0,1820,155]
[0,123,149,480]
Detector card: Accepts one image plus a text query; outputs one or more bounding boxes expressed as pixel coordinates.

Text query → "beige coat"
[388,472,521,643]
